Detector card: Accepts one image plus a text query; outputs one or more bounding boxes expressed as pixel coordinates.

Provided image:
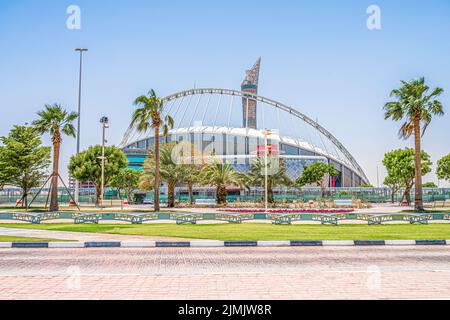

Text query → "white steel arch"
[121,88,369,184]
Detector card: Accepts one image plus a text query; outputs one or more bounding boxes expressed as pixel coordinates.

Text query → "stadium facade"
[120,59,369,189]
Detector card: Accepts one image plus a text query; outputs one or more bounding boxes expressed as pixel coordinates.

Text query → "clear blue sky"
[1,0,449,186]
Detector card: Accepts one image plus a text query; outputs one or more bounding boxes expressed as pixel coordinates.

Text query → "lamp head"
[100,116,109,128]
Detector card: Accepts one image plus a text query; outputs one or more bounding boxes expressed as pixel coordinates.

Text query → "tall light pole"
[376,166,380,188]
[100,116,109,208]
[75,48,88,204]
[263,129,272,213]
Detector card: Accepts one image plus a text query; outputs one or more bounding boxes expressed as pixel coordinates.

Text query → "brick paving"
[0,246,449,300]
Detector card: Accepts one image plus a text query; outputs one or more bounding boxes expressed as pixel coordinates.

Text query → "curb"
[0,240,449,248]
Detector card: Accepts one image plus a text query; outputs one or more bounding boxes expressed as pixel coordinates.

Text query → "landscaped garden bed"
[218,208,355,214]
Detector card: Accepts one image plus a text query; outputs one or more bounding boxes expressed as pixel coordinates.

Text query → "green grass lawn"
[1,223,450,241]
[0,206,49,212]
[402,209,450,213]
[0,235,71,242]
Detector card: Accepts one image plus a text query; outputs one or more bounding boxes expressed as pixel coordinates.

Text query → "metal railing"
[1,187,449,205]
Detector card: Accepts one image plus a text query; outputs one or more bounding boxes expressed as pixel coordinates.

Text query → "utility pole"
[75,48,88,204]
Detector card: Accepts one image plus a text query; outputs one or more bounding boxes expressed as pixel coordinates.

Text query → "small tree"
[383,148,432,205]
[140,143,191,208]
[200,162,243,205]
[245,158,292,204]
[0,167,5,191]
[33,104,77,211]
[68,145,128,205]
[0,148,7,191]
[437,154,450,183]
[171,141,203,205]
[383,174,403,203]
[0,126,51,207]
[296,162,339,197]
[182,164,202,205]
[110,169,141,204]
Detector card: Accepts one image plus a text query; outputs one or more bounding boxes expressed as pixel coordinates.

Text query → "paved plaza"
[0,246,449,300]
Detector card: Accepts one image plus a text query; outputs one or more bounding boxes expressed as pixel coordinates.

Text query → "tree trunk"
[154,126,160,212]
[188,181,194,205]
[126,189,133,205]
[167,181,175,208]
[49,138,60,212]
[118,189,123,210]
[413,119,424,211]
[267,187,274,204]
[216,185,227,205]
[321,187,326,198]
[95,184,101,207]
[23,191,28,208]
[320,180,326,198]
[404,185,411,205]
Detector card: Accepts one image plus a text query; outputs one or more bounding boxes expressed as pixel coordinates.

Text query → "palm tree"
[182,164,201,205]
[140,143,187,208]
[384,78,444,211]
[131,90,174,211]
[200,162,244,205]
[172,141,203,205]
[33,104,77,212]
[246,158,292,204]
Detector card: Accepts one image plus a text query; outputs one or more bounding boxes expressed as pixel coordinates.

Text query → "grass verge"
[0,223,449,241]
[402,209,450,213]
[0,235,72,242]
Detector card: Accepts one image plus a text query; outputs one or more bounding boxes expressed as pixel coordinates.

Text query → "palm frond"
[399,121,414,140]
[385,78,444,141]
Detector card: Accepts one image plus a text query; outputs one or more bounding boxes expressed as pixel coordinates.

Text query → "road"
[1,246,450,300]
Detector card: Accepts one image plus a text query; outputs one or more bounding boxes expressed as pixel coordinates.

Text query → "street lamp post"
[263,129,272,213]
[75,48,88,204]
[100,116,109,208]
[377,166,380,188]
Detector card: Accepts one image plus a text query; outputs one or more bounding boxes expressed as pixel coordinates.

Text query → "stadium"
[119,59,370,196]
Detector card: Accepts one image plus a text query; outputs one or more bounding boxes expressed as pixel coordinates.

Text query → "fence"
[1,187,449,205]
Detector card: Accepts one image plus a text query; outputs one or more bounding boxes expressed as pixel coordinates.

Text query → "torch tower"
[241,58,261,129]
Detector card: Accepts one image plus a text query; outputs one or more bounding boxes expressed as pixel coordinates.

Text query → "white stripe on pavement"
[190,241,225,247]
[385,240,416,246]
[322,240,355,246]
[257,241,291,247]
[120,241,156,248]
[48,242,85,248]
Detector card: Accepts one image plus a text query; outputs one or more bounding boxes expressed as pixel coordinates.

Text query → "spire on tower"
[241,57,261,89]
[241,58,261,129]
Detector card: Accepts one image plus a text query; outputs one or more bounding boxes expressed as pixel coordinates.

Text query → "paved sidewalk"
[1,246,449,299]
[0,227,193,242]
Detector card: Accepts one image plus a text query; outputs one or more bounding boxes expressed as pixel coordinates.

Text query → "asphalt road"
[1,246,450,300]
